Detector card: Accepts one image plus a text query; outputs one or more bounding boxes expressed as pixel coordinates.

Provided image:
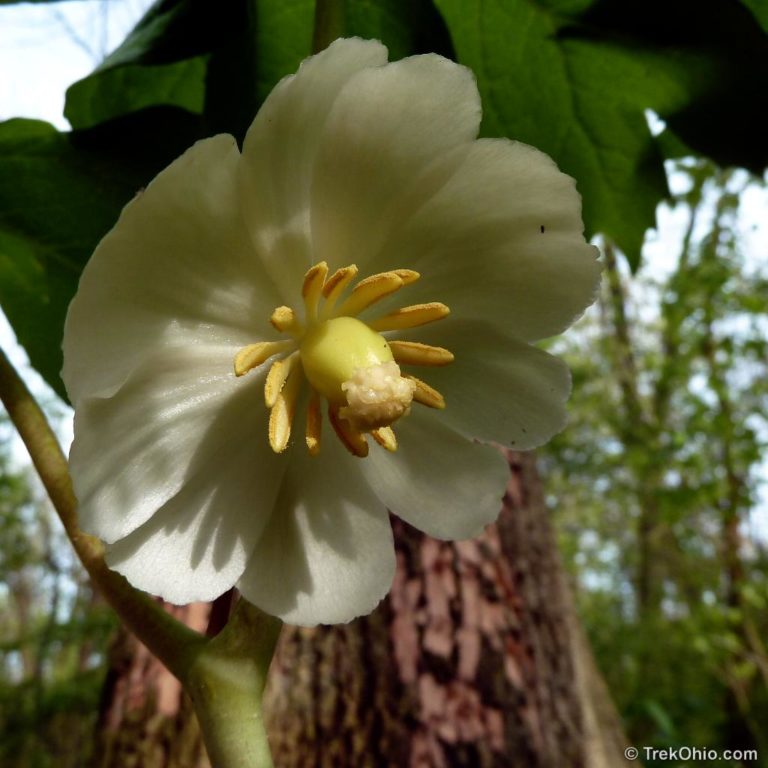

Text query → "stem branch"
[312,0,344,53]
[188,600,283,768]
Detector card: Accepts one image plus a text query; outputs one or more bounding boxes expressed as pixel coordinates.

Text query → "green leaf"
[62,0,228,131]
[434,0,768,269]
[65,57,207,130]
[0,113,199,400]
[343,0,454,61]
[740,0,768,32]
[65,56,207,130]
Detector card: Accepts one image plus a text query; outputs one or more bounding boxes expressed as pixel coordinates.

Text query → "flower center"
[233,262,453,458]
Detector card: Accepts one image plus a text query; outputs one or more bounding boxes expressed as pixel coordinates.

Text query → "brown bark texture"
[264,452,631,768]
[91,602,211,768]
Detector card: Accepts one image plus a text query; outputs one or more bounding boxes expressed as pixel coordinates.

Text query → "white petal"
[63,134,275,404]
[239,38,388,305]
[70,345,281,544]
[365,139,601,341]
[105,426,287,605]
[403,319,572,450]
[360,411,509,540]
[310,52,481,270]
[238,436,395,626]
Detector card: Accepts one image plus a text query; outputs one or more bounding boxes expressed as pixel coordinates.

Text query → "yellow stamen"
[268,367,302,453]
[302,261,329,321]
[334,271,406,317]
[270,305,303,335]
[368,302,450,332]
[389,340,454,367]
[321,265,359,316]
[264,351,301,408]
[404,374,446,409]
[328,406,369,458]
[392,269,420,286]
[234,261,451,457]
[234,340,293,377]
[305,390,322,456]
[371,426,397,452]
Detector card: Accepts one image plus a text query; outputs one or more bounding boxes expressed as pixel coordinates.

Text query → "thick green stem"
[188,600,283,768]
[0,346,204,680]
[312,0,344,53]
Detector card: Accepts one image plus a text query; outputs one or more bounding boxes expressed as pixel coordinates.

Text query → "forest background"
[1,0,767,766]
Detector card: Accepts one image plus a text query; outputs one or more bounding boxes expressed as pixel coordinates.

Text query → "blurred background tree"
[0,1,767,766]
[546,159,768,762]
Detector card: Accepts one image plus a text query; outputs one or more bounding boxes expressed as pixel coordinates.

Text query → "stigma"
[233,261,453,457]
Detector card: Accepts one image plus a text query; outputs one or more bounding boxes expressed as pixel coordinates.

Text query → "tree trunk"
[264,452,631,767]
[92,602,211,768]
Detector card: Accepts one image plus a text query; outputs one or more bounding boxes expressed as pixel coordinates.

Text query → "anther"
[334,271,405,317]
[264,351,301,408]
[371,426,397,452]
[321,265,359,317]
[392,269,420,286]
[302,261,329,321]
[368,302,450,332]
[404,374,446,409]
[234,340,293,377]
[389,340,454,367]
[268,367,302,453]
[329,406,369,458]
[270,306,303,335]
[305,390,322,456]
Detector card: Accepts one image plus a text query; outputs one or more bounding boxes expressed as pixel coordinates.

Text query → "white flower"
[62,38,600,626]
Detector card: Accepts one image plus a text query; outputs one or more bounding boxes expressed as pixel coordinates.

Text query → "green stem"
[312,0,345,53]
[0,346,204,680]
[188,600,283,768]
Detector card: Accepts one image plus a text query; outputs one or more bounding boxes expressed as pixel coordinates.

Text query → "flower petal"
[363,138,601,341]
[239,38,389,306]
[402,319,572,450]
[105,427,287,604]
[310,52,481,270]
[63,134,274,404]
[238,436,394,626]
[359,411,509,540]
[70,345,284,544]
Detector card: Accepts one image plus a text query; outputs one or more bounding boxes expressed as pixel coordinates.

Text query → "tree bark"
[264,452,631,767]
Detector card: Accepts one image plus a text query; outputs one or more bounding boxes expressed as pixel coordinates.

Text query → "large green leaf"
[62,0,225,131]
[434,0,768,268]
[65,57,207,130]
[740,0,768,33]
[0,113,199,400]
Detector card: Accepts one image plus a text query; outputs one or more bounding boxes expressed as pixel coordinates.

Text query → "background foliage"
[1,0,767,766]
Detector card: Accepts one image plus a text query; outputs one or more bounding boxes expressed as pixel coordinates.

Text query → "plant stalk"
[188,599,283,768]
[312,0,345,53]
